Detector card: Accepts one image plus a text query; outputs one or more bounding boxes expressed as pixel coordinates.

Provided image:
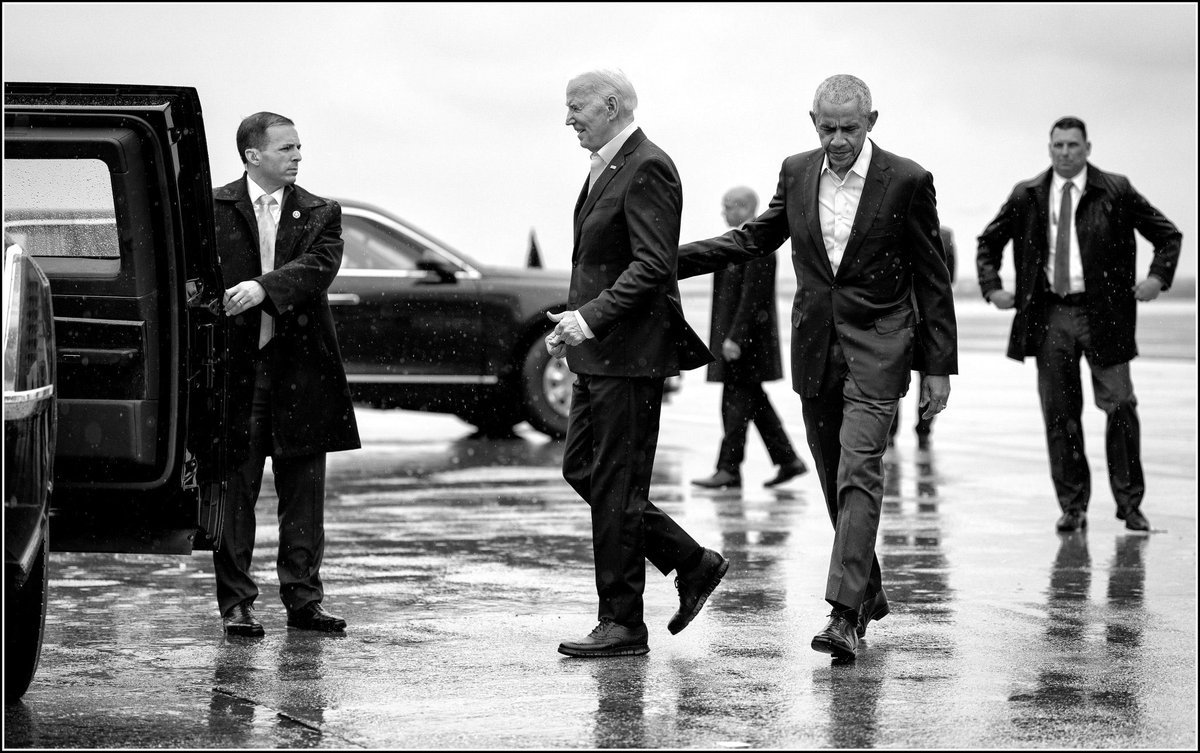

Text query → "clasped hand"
[545,310,584,357]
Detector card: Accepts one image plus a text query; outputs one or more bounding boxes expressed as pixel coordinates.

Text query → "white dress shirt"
[817,139,873,274]
[1047,167,1087,294]
[246,176,284,231]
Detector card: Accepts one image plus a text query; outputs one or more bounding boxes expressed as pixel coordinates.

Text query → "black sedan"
[329,199,577,438]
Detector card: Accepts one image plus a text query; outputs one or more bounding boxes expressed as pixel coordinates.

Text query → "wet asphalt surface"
[4,298,1197,749]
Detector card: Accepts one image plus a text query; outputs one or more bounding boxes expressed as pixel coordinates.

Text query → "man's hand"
[988,290,1016,310]
[544,330,567,358]
[919,374,951,420]
[546,310,586,346]
[1133,275,1165,302]
[223,281,267,316]
[721,338,742,361]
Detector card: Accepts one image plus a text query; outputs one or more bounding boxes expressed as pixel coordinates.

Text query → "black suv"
[4,83,229,702]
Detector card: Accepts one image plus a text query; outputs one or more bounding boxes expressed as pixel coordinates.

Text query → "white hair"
[568,68,638,114]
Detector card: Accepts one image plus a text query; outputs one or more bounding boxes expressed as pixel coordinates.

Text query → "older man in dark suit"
[679,74,957,659]
[549,69,727,658]
[692,186,807,490]
[213,112,360,637]
[977,116,1182,534]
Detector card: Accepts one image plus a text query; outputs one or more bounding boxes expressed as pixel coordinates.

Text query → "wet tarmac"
[4,299,1197,749]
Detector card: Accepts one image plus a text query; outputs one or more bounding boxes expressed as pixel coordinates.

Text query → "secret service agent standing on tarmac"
[214,112,361,637]
[976,116,1182,535]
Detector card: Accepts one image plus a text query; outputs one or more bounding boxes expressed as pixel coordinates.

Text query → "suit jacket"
[214,176,361,461]
[679,141,957,400]
[567,128,712,378]
[705,254,784,384]
[976,163,1182,367]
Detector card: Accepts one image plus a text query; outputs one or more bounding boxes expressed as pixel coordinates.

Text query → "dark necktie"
[1053,182,1072,295]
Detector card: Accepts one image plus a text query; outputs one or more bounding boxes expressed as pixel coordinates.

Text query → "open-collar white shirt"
[817,138,873,274]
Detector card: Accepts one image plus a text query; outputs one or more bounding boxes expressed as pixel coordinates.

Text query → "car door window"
[4,159,120,273]
[341,216,422,271]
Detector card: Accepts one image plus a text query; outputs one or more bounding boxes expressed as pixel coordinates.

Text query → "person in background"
[692,186,808,489]
[976,116,1181,534]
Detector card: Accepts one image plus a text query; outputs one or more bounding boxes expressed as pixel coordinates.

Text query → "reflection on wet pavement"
[6,348,1196,750]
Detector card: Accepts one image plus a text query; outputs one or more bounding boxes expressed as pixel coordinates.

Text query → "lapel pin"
[292,210,301,219]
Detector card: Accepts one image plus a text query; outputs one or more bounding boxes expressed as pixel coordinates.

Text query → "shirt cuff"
[573,311,595,340]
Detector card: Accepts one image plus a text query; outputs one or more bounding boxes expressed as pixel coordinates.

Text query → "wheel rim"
[542,355,574,418]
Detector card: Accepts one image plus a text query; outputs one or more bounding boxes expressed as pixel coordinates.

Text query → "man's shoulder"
[213,177,246,202]
[288,184,338,211]
[782,149,822,172]
[871,145,932,180]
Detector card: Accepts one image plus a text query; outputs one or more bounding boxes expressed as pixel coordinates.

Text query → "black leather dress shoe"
[668,548,729,634]
[856,597,890,639]
[811,609,859,659]
[558,619,649,657]
[286,602,347,632]
[223,600,264,637]
[691,470,741,489]
[764,459,808,488]
[1120,508,1151,531]
[1056,510,1087,532]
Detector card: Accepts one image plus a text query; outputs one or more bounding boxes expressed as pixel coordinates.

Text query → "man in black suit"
[977,116,1181,534]
[679,74,957,659]
[213,112,360,636]
[692,186,808,490]
[548,69,728,658]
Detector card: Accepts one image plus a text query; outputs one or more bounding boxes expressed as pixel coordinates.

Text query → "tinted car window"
[341,215,422,271]
[4,159,119,273]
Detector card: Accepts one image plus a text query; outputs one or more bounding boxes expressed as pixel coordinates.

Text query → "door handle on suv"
[328,293,361,306]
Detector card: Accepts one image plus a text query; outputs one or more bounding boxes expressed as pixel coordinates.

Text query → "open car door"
[3,82,228,556]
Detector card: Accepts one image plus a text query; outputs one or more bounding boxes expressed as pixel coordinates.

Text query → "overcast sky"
[4,2,1197,285]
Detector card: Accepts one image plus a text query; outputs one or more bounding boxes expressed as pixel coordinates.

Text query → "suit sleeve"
[907,170,957,376]
[1125,181,1183,289]
[976,189,1018,299]
[576,159,680,337]
[678,166,792,280]
[257,203,343,317]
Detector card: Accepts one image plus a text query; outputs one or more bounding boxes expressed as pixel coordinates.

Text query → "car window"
[340,214,426,271]
[3,159,120,268]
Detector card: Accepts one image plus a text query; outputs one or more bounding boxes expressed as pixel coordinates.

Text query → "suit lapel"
[837,143,891,277]
[799,152,830,276]
[273,186,310,268]
[572,128,646,256]
[1031,170,1052,262]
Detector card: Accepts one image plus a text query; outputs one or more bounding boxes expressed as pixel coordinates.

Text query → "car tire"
[522,337,574,439]
[4,524,48,704]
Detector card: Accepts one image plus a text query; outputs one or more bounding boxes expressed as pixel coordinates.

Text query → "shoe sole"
[224,626,265,637]
[557,644,649,658]
[668,558,730,635]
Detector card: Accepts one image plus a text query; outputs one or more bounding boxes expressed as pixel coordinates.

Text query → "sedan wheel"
[522,337,574,439]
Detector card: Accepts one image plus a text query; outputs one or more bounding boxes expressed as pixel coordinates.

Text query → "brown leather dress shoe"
[692,470,741,489]
[811,609,859,659]
[668,548,729,634]
[287,602,347,632]
[223,600,264,637]
[558,619,649,657]
[764,459,808,488]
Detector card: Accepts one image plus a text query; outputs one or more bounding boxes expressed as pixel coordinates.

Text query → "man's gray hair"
[569,69,638,114]
[812,74,872,114]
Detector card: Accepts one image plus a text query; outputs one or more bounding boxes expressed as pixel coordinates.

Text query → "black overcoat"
[705,254,784,384]
[214,176,361,462]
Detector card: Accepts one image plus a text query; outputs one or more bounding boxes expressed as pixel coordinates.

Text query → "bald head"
[722,186,758,228]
